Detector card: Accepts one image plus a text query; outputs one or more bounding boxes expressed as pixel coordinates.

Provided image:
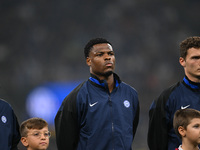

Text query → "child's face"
[21,126,50,150]
[184,118,200,145]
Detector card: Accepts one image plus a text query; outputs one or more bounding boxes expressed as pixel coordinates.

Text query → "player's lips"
[105,62,113,66]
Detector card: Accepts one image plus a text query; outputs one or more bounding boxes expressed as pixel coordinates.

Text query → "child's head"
[20,117,50,150]
[173,108,200,139]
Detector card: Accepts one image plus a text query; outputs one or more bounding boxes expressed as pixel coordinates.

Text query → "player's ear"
[178,126,186,137]
[179,57,186,67]
[21,137,29,147]
[86,57,91,66]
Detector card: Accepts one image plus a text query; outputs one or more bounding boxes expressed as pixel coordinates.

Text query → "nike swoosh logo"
[89,102,98,107]
[181,105,190,109]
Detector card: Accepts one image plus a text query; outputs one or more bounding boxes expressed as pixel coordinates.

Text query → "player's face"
[21,127,50,150]
[86,43,115,79]
[184,118,200,146]
[179,47,200,82]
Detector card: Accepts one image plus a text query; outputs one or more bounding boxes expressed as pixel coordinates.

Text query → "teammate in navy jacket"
[55,38,140,150]
[0,99,21,150]
[148,36,200,150]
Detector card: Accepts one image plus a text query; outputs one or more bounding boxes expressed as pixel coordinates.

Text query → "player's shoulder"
[0,99,11,107]
[0,99,13,111]
[156,82,181,103]
[120,81,138,94]
[161,82,180,95]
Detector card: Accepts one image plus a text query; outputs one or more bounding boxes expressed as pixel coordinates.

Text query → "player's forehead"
[91,43,113,53]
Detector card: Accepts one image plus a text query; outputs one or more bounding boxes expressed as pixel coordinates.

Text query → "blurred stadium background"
[0,0,200,149]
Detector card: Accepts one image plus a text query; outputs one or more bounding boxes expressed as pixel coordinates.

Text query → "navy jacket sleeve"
[132,100,139,140]
[11,109,21,150]
[54,82,84,150]
[148,98,168,150]
[147,84,177,150]
[0,99,20,150]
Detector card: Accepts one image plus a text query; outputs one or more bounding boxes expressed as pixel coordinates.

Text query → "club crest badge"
[1,116,7,123]
[123,100,130,108]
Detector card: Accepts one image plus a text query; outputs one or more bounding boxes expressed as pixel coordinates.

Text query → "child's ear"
[178,126,186,137]
[21,137,29,147]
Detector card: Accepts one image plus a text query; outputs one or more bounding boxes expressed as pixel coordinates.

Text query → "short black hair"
[84,38,112,59]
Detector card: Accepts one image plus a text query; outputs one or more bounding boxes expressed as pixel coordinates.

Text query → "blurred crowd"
[1,0,200,149]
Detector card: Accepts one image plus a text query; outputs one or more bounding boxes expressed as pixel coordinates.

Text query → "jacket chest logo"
[1,116,7,123]
[123,100,130,108]
[89,102,98,107]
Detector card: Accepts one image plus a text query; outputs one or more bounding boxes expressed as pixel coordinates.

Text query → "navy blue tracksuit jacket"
[55,73,139,150]
[148,76,200,150]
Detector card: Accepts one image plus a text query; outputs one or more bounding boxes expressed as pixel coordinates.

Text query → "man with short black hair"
[55,37,140,150]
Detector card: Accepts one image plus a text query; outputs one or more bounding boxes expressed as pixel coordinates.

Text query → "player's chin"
[104,71,113,77]
[105,66,114,71]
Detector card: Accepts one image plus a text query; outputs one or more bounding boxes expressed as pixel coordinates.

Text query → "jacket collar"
[183,76,200,90]
[89,73,121,88]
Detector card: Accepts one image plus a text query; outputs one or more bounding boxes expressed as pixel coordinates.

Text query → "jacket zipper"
[105,80,115,150]
[108,95,114,150]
